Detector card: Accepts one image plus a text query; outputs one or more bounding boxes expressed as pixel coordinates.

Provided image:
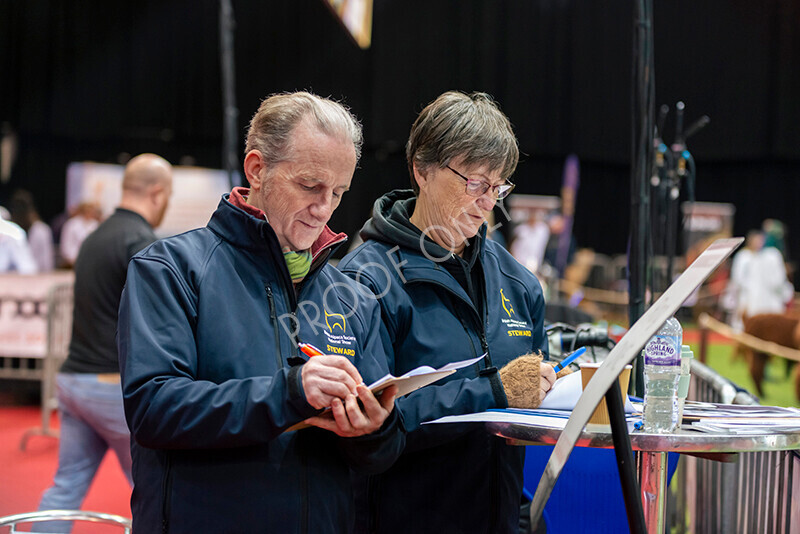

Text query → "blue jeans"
[34,373,132,533]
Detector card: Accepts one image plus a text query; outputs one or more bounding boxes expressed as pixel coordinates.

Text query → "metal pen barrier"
[19,282,73,450]
[0,509,131,533]
[668,359,799,533]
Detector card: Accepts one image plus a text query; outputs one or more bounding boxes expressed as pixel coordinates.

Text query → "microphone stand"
[619,0,654,532]
[665,101,685,285]
[666,105,709,284]
[650,102,709,290]
[219,0,239,190]
[650,104,671,296]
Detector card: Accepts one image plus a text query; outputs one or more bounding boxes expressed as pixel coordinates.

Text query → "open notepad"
[286,353,486,431]
[368,353,486,398]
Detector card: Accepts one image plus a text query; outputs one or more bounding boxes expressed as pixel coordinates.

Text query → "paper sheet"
[368,353,486,397]
[539,370,636,413]
[424,410,571,430]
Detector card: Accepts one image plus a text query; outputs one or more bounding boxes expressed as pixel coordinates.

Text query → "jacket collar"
[383,246,474,312]
[361,189,489,268]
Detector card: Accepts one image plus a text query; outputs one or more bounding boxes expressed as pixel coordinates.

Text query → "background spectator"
[9,189,54,272]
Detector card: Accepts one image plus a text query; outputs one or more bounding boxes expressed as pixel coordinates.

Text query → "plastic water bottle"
[642,317,682,433]
[676,345,694,425]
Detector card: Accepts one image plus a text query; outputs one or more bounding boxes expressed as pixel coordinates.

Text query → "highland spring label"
[644,335,681,366]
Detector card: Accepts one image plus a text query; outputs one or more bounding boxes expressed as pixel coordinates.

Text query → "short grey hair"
[245,91,363,165]
[406,91,519,195]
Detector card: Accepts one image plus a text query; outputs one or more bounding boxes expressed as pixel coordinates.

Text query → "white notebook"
[287,353,486,431]
[369,353,486,398]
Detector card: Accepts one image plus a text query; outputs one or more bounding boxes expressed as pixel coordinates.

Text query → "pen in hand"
[552,346,587,373]
[298,341,365,393]
[298,342,325,358]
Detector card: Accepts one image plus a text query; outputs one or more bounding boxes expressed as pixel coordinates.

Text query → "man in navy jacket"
[118,92,403,534]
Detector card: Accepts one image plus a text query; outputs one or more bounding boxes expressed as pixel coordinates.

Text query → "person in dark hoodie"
[339,91,562,533]
[118,92,403,534]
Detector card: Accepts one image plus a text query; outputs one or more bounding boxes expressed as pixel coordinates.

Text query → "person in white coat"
[740,229,794,319]
[722,230,763,331]
[0,216,37,274]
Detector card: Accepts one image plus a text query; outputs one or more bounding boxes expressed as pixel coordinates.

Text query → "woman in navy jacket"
[339,91,558,534]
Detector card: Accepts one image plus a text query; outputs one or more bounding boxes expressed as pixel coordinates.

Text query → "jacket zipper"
[480,269,498,530]
[289,312,299,359]
[161,453,172,534]
[489,447,499,532]
[368,473,380,533]
[301,446,309,534]
[274,269,301,360]
[411,270,500,529]
[408,277,491,369]
[453,305,480,363]
[265,285,284,368]
[463,260,485,360]
[258,230,345,534]
[268,282,306,533]
[480,280,494,367]
[463,252,494,368]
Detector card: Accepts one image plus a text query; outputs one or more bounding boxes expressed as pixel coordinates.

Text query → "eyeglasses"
[446,165,515,200]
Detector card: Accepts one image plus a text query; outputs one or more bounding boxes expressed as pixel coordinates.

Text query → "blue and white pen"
[552,346,587,373]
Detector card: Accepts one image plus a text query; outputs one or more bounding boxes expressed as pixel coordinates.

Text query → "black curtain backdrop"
[2,0,799,259]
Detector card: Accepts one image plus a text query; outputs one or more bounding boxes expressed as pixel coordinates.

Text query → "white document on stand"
[424,410,571,430]
[539,371,636,412]
[422,370,637,429]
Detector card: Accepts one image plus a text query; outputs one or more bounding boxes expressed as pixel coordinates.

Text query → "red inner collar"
[228,187,346,257]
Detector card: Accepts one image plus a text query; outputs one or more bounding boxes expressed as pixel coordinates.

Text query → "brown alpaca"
[742,313,800,400]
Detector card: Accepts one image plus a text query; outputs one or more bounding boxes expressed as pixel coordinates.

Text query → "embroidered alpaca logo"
[325,310,346,332]
[501,289,515,317]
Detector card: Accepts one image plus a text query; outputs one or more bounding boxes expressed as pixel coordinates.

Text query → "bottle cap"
[681,345,694,359]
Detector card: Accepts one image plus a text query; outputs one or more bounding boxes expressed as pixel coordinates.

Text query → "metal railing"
[19,282,73,450]
[669,359,800,533]
[0,509,131,533]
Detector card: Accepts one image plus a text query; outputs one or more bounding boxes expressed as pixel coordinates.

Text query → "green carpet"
[689,342,799,408]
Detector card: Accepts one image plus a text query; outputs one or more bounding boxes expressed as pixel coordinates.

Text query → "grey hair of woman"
[406,91,519,196]
[245,91,363,165]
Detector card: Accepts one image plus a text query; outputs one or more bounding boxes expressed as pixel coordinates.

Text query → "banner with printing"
[0,272,74,358]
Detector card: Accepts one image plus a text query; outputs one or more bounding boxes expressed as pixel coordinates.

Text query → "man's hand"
[300,355,363,410]
[539,362,557,403]
[304,384,398,438]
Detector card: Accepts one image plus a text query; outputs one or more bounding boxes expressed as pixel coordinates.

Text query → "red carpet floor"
[0,405,131,526]
[682,327,733,345]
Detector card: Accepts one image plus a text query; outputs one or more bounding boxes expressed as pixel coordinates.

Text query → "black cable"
[606,380,647,534]
[544,322,576,334]
[570,325,593,353]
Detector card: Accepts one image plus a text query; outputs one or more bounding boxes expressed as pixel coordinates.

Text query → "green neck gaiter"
[283,248,312,284]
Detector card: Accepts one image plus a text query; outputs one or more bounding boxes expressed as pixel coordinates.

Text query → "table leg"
[639,451,667,534]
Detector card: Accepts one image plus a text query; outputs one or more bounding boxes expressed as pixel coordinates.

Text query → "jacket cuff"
[287,364,321,418]
[486,369,508,409]
[346,405,406,443]
[339,407,406,475]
